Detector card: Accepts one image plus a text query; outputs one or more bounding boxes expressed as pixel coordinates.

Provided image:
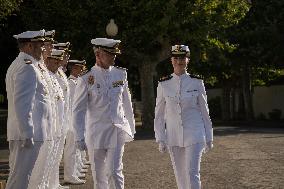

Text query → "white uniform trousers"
[88,136,125,189]
[168,143,204,189]
[81,150,88,163]
[28,141,54,189]
[74,150,85,176]
[47,137,60,189]
[49,136,66,189]
[64,130,78,180]
[76,149,84,170]
[6,141,42,189]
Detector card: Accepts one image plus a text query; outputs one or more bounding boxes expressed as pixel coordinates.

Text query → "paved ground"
[1,126,284,189]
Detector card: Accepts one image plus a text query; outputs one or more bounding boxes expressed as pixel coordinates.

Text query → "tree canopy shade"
[218,0,284,120]
[0,0,22,22]
[96,0,250,127]
[232,0,284,68]
[2,0,283,122]
[1,0,251,126]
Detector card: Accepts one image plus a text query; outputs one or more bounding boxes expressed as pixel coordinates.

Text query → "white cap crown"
[13,30,45,42]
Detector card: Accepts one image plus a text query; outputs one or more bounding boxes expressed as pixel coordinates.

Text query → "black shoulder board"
[115,66,127,71]
[189,74,203,79]
[159,75,173,82]
[24,59,32,64]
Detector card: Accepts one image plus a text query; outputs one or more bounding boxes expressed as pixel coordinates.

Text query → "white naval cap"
[48,49,65,60]
[171,45,190,57]
[91,38,121,54]
[53,42,71,52]
[67,59,87,73]
[13,29,45,42]
[68,59,86,66]
[44,30,55,41]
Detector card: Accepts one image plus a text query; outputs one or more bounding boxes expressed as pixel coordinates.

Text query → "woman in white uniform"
[154,44,213,189]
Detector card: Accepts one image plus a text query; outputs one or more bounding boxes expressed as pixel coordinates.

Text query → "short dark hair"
[17,41,29,49]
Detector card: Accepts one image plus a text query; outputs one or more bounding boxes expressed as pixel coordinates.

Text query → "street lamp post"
[106,19,118,37]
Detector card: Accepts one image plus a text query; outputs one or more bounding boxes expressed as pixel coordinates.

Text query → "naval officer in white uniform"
[5,30,54,189]
[44,48,69,189]
[154,45,213,189]
[46,42,71,189]
[64,59,87,184]
[73,38,135,189]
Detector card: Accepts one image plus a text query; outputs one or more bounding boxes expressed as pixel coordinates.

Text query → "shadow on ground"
[0,161,9,180]
[214,126,284,136]
[134,120,284,140]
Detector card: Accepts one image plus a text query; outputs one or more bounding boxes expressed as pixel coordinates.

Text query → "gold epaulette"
[115,66,127,71]
[159,75,173,82]
[189,74,203,79]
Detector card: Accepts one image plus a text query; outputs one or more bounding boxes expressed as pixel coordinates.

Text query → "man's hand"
[158,141,167,153]
[21,138,34,148]
[205,141,213,153]
[76,140,87,151]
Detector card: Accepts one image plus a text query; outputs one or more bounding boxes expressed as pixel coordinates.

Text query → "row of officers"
[5,29,213,189]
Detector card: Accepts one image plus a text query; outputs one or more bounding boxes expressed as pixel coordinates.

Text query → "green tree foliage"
[234,0,284,67]
[230,0,284,83]
[4,0,250,127]
[217,0,284,120]
[0,0,22,22]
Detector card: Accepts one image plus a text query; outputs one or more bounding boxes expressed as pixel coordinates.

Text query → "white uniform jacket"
[38,62,65,138]
[5,52,54,141]
[154,73,213,147]
[67,75,77,132]
[73,65,135,147]
[56,68,70,135]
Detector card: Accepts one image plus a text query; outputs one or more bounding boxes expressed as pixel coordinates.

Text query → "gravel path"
[1,126,284,189]
[125,127,284,189]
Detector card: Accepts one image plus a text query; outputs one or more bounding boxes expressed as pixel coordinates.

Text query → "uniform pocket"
[183,89,198,97]
[182,89,199,106]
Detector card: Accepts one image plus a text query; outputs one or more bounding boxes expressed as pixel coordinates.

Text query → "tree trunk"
[230,88,235,120]
[241,65,254,120]
[221,84,231,120]
[139,62,156,129]
[233,88,241,119]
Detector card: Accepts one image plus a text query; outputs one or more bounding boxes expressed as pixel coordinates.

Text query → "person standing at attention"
[5,30,54,189]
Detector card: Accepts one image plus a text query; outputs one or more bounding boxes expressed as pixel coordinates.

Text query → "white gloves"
[158,141,167,153]
[21,138,34,148]
[76,140,87,151]
[205,141,213,152]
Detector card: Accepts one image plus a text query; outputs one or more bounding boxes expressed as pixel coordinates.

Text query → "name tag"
[186,89,198,93]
